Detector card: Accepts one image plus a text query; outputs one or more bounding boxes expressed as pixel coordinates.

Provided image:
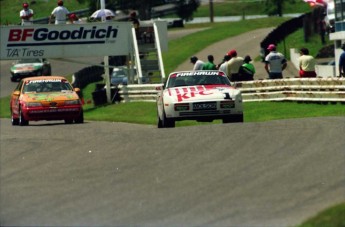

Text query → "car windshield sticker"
[27,79,62,84]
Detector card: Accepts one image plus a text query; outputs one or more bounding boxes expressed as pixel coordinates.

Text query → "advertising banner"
[0,22,133,60]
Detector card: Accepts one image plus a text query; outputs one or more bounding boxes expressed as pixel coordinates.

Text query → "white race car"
[156,70,243,128]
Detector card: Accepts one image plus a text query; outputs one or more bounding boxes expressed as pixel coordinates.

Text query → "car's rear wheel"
[74,110,84,124]
[11,111,19,126]
[19,108,29,126]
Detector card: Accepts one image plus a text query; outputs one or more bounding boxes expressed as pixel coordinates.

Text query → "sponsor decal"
[7,26,117,46]
[168,86,214,102]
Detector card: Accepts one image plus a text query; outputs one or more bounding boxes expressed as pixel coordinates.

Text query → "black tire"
[64,119,73,124]
[161,110,175,128]
[74,110,84,124]
[19,108,29,126]
[11,111,19,126]
[222,114,244,124]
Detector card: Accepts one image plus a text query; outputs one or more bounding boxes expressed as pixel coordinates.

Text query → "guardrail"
[111,77,345,103]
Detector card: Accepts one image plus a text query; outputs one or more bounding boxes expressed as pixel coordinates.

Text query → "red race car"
[10,76,84,126]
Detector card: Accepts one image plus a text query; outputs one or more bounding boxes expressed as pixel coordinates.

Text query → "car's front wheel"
[223,114,244,124]
[11,111,19,126]
[74,110,84,124]
[160,110,175,128]
[19,108,29,126]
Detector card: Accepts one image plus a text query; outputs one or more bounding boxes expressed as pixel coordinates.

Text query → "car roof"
[22,76,68,81]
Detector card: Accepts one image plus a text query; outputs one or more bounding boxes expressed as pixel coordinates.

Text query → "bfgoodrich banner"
[0,22,133,60]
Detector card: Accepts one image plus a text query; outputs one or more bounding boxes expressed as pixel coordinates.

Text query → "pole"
[209,0,214,23]
[100,0,111,103]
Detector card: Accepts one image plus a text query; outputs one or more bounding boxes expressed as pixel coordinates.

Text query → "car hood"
[21,91,79,102]
[164,85,240,103]
[11,63,43,72]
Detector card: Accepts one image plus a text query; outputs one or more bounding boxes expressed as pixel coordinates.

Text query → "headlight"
[26,102,42,107]
[64,100,81,105]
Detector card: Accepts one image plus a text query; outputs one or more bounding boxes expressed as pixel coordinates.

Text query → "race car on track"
[10,76,84,126]
[156,70,243,128]
[10,58,52,82]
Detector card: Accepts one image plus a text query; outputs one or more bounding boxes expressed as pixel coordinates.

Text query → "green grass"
[193,0,311,17]
[296,202,345,227]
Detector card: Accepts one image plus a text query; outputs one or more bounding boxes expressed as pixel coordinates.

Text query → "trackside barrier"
[112,78,345,103]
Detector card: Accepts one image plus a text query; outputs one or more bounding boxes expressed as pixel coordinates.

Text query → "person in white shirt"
[264,44,287,79]
[218,55,231,75]
[20,3,34,26]
[50,0,70,25]
[190,56,204,71]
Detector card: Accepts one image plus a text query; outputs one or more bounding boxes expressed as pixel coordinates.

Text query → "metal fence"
[112,77,345,103]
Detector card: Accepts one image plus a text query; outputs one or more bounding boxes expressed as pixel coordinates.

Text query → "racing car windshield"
[17,59,41,64]
[23,80,73,93]
[166,74,231,88]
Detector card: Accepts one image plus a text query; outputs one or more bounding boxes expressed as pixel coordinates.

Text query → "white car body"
[156,70,243,128]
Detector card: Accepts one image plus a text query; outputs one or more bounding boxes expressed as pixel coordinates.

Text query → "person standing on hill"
[190,56,204,71]
[20,3,34,25]
[226,49,244,82]
[50,0,70,24]
[202,55,217,70]
[264,44,287,79]
[239,55,255,81]
[299,47,317,78]
[218,55,231,74]
[339,43,345,77]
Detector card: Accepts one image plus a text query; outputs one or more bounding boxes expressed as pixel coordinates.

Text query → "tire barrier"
[112,78,345,103]
[72,56,127,89]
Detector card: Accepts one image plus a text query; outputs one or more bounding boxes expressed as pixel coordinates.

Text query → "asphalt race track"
[1,117,344,226]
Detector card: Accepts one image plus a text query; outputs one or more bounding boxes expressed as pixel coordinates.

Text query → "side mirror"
[12,91,20,96]
[74,88,80,92]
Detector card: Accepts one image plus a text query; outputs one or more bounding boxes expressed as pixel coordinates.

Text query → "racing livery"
[10,76,83,126]
[156,70,243,128]
[10,58,51,82]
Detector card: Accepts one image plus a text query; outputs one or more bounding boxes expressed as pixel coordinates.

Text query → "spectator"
[68,13,82,24]
[190,56,204,71]
[319,14,327,45]
[50,0,70,25]
[218,55,231,74]
[339,43,345,77]
[264,44,287,79]
[20,3,34,26]
[239,55,255,81]
[129,11,140,38]
[299,48,317,78]
[226,49,244,82]
[202,55,217,70]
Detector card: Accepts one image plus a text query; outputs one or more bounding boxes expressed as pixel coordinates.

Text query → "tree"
[265,0,295,17]
[176,0,200,22]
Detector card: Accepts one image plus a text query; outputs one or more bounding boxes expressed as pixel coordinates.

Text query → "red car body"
[10,76,84,125]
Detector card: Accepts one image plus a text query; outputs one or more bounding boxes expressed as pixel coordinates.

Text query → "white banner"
[0,22,133,60]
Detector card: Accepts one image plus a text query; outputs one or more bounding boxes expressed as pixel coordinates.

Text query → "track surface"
[1,117,344,226]
[1,27,344,226]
